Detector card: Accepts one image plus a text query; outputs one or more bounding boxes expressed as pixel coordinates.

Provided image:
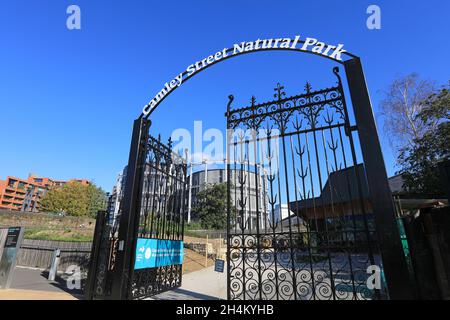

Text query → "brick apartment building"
[0,174,90,213]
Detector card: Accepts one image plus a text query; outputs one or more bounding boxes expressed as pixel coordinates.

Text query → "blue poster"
[134,238,184,270]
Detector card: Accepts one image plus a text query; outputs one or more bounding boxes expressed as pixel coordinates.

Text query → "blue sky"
[0,0,449,192]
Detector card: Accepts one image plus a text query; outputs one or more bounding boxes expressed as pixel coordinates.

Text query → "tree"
[40,181,107,217]
[397,84,450,198]
[380,73,436,152]
[192,183,227,230]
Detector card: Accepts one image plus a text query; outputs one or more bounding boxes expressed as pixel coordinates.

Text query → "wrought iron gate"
[86,130,187,300]
[84,210,119,299]
[225,67,386,300]
[129,134,187,299]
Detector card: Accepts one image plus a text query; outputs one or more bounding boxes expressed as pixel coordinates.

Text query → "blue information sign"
[214,259,225,273]
[134,238,184,270]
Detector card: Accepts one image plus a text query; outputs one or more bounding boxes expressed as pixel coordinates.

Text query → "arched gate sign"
[85,36,414,300]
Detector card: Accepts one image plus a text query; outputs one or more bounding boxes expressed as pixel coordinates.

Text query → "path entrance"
[85,36,414,300]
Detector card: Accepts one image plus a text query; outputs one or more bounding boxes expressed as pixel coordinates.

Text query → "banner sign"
[142,35,347,116]
[134,238,184,270]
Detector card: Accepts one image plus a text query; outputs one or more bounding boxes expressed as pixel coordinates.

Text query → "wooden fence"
[17,239,92,271]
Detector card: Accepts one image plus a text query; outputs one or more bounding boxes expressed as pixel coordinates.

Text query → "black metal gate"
[225,67,390,300]
[129,134,187,299]
[85,126,187,300]
[84,210,119,299]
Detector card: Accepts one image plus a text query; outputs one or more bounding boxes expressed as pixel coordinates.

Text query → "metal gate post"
[225,95,234,301]
[111,116,150,300]
[344,58,415,299]
[84,210,107,300]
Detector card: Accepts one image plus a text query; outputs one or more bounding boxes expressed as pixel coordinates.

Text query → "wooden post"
[205,235,209,267]
[219,235,222,259]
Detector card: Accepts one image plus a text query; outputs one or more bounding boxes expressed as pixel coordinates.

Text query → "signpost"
[0,227,24,289]
[214,259,225,273]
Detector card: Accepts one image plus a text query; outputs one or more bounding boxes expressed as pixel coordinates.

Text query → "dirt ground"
[183,248,215,274]
[184,235,226,259]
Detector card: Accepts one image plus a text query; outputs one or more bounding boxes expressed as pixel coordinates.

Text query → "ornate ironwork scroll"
[226,67,385,300]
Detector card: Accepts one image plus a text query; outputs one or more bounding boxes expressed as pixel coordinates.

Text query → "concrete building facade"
[189,168,270,230]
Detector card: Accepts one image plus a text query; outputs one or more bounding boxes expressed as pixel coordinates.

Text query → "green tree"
[192,183,227,230]
[397,84,450,197]
[40,181,107,217]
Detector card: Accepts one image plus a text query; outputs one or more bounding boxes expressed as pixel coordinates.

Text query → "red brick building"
[0,174,90,212]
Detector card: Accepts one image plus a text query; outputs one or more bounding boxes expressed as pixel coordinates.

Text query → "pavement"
[151,265,227,300]
[0,264,226,300]
[0,289,77,300]
[0,266,83,300]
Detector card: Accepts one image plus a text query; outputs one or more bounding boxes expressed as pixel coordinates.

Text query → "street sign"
[214,259,225,273]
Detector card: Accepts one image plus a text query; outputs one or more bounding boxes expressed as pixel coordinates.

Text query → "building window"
[8,180,17,188]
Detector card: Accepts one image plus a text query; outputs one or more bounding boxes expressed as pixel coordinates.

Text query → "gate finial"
[226,95,234,117]
[333,66,343,86]
[250,96,256,109]
[274,83,286,100]
[304,82,312,94]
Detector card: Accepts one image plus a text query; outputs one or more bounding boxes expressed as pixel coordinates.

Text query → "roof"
[388,174,406,194]
[290,164,370,210]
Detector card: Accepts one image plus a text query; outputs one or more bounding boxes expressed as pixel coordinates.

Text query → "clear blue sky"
[0,0,449,192]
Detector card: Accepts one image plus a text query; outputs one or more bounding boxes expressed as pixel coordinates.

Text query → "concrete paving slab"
[151,265,227,300]
[0,289,77,300]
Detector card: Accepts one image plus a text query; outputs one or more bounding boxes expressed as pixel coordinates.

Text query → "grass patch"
[184,230,209,238]
[23,227,93,242]
[185,221,203,231]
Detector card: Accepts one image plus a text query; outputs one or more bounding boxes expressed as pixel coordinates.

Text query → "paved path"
[0,289,77,300]
[151,265,227,300]
[1,265,226,300]
[0,267,82,300]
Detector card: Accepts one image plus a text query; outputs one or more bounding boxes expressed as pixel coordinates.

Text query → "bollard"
[48,249,61,281]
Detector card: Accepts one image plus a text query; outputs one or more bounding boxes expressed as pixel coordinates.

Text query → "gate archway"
[85,36,414,300]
